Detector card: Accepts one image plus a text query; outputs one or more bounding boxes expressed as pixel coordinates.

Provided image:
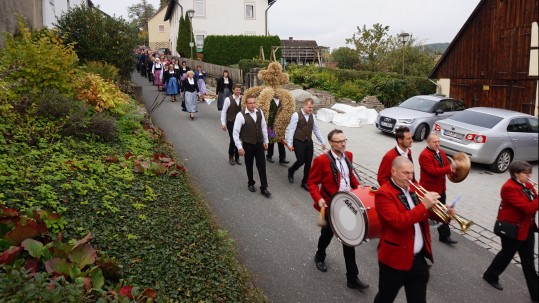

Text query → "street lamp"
[187,9,195,59]
[399,32,410,75]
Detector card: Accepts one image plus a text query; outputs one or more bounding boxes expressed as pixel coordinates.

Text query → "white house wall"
[42,0,88,28]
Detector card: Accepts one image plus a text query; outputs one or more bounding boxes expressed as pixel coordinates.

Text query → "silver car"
[433,107,538,173]
[375,95,466,141]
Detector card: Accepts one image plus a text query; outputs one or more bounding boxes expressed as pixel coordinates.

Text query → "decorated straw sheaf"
[243,62,295,141]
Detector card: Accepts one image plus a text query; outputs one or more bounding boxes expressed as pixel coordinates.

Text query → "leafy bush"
[74,73,130,115]
[87,112,118,142]
[82,62,120,83]
[204,35,281,66]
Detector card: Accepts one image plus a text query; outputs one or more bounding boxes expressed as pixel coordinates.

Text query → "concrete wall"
[0,0,42,48]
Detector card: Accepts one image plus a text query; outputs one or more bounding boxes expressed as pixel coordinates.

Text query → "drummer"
[418,133,459,245]
[374,156,456,303]
[378,126,415,187]
[306,129,369,290]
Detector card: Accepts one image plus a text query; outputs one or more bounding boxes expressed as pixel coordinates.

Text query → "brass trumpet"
[408,180,473,232]
[528,178,538,190]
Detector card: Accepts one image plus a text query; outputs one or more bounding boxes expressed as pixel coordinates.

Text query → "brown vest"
[240,110,263,144]
[293,111,314,141]
[226,96,242,123]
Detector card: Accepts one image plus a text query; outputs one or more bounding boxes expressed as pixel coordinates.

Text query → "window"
[194,0,205,17]
[158,24,165,32]
[450,111,503,129]
[528,118,538,133]
[245,3,255,19]
[195,34,204,48]
[507,118,529,133]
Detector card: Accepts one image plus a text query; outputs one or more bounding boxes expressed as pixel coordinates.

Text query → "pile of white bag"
[316,104,378,127]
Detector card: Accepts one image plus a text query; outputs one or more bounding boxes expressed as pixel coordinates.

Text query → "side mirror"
[434,109,444,115]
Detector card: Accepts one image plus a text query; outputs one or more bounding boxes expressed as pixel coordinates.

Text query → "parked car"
[433,107,538,173]
[375,95,466,141]
[157,48,171,55]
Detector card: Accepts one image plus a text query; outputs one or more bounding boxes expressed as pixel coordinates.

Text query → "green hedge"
[287,65,436,107]
[204,35,281,66]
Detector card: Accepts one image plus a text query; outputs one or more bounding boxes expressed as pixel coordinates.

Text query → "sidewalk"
[311,118,538,269]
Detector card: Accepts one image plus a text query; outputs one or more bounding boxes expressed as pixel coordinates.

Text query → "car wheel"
[489,149,512,173]
[413,124,429,141]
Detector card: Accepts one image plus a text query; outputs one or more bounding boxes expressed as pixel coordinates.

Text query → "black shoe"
[248,185,256,192]
[266,157,274,163]
[287,168,294,183]
[261,188,271,198]
[279,160,290,165]
[440,237,458,244]
[229,157,235,166]
[347,277,369,290]
[235,158,242,165]
[314,257,327,272]
[482,275,503,291]
[300,183,308,191]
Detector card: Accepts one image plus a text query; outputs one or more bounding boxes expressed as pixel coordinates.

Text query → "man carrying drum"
[374,156,456,303]
[419,133,459,245]
[306,129,369,290]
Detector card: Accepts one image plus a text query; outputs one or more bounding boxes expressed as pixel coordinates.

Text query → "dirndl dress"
[197,78,207,95]
[166,75,179,95]
[217,88,231,111]
[153,66,163,86]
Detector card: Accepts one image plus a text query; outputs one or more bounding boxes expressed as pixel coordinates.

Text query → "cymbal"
[448,152,471,183]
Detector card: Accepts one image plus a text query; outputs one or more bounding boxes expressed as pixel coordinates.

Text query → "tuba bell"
[448,152,471,183]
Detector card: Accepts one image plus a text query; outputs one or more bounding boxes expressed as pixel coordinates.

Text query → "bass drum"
[328,187,381,247]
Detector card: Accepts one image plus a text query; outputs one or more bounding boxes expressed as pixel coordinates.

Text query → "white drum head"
[329,192,368,246]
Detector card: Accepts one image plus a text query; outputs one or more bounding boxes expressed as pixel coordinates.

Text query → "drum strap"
[325,152,365,188]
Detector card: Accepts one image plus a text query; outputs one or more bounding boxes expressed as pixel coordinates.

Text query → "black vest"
[293,111,314,141]
[240,111,263,144]
[226,96,242,123]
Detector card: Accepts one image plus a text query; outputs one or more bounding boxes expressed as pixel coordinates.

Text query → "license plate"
[443,130,464,140]
[381,121,393,128]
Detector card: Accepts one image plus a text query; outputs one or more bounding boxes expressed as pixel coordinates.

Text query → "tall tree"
[55,5,139,80]
[384,36,437,76]
[159,0,168,9]
[127,0,156,46]
[176,13,195,58]
[331,47,360,69]
[345,23,390,72]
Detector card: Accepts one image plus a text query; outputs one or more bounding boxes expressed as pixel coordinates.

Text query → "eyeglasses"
[330,139,348,144]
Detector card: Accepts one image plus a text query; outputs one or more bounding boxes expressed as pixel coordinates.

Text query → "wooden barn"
[429,0,539,116]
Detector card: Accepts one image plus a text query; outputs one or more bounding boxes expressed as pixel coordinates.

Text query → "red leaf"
[140,288,157,300]
[120,286,134,298]
[4,223,45,245]
[0,246,23,264]
[124,152,133,160]
[83,277,92,293]
[25,258,40,273]
[105,155,118,163]
[72,233,93,249]
[120,162,129,168]
[152,154,160,161]
[163,161,175,168]
[133,165,143,173]
[141,161,150,169]
[0,206,19,218]
[168,170,179,177]
[44,257,72,275]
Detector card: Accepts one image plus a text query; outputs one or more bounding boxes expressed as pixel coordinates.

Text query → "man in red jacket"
[307,129,369,290]
[419,133,458,244]
[374,156,454,303]
[377,126,414,187]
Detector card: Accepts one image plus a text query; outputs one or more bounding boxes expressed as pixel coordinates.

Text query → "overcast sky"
[91,0,480,50]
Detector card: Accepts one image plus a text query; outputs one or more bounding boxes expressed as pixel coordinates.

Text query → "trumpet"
[408,180,473,232]
[528,178,538,190]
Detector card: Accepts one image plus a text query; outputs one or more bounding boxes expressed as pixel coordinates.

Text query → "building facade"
[164,0,270,56]
[148,6,170,51]
[429,0,539,116]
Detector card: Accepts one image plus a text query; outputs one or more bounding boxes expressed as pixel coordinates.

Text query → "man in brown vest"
[232,96,271,198]
[286,98,326,190]
[266,95,289,165]
[221,84,243,165]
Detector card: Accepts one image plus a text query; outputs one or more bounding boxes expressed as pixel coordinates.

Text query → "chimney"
[289,37,293,40]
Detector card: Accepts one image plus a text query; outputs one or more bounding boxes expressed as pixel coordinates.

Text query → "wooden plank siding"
[430,0,538,115]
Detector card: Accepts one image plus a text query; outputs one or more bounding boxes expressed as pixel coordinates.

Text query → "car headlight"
[397,119,415,124]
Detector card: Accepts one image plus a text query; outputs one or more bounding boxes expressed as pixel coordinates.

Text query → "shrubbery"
[204,35,281,66]
[287,65,436,107]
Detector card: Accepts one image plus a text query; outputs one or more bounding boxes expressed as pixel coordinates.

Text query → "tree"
[176,13,195,59]
[331,47,360,69]
[384,36,437,76]
[54,5,139,80]
[127,0,156,46]
[159,0,168,9]
[345,23,391,72]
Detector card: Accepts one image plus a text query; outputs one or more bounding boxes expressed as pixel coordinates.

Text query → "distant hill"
[423,43,450,54]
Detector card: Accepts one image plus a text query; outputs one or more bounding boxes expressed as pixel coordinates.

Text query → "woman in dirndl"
[216,70,233,111]
[195,65,207,99]
[152,57,164,91]
[163,64,180,102]
[181,70,199,120]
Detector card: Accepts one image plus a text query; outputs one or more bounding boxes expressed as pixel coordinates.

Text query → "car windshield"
[398,97,438,112]
[448,110,504,128]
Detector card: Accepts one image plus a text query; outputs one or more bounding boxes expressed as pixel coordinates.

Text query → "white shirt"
[286,110,325,147]
[392,181,424,254]
[220,95,241,126]
[232,108,269,149]
[188,78,195,85]
[396,145,410,157]
[331,150,351,192]
[272,98,280,107]
[224,77,229,84]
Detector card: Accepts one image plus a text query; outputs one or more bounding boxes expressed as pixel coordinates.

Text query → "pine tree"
[176,13,195,59]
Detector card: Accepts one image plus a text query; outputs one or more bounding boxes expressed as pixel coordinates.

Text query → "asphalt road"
[133,73,535,303]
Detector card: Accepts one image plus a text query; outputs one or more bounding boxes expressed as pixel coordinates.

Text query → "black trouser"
[289,139,314,185]
[243,142,268,189]
[484,228,539,301]
[436,192,451,239]
[267,141,286,162]
[315,223,358,280]
[374,253,430,303]
[226,121,239,160]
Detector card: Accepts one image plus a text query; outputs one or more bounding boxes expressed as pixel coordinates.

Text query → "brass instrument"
[408,180,473,232]
[528,178,538,190]
[448,152,471,183]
